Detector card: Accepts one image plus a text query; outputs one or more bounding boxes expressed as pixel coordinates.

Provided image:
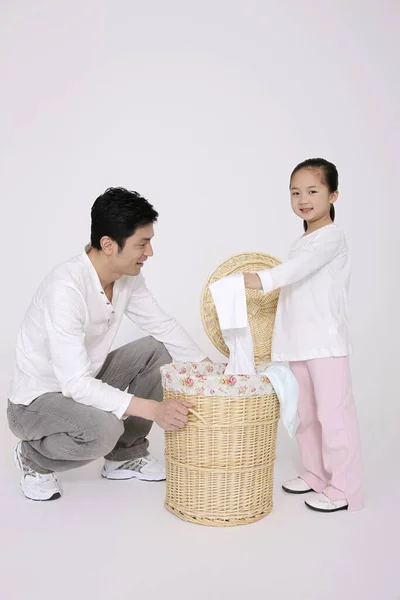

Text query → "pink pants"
[290,357,364,511]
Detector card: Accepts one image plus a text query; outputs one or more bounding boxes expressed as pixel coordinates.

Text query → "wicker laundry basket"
[163,252,281,526]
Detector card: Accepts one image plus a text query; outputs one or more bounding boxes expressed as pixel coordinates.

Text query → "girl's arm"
[244,228,343,294]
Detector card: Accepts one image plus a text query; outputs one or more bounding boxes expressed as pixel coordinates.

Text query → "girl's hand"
[243,272,263,290]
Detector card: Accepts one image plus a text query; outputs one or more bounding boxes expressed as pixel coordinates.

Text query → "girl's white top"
[257,224,351,362]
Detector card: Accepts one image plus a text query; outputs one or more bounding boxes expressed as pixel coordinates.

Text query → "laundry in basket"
[163,252,293,526]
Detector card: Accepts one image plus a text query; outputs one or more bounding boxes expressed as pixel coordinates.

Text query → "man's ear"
[100,236,115,255]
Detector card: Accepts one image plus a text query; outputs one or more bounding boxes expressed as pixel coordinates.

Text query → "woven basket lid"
[200,252,281,364]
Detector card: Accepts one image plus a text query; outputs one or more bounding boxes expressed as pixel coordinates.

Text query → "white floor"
[1,420,398,600]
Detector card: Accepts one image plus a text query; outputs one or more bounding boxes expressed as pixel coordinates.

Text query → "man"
[7,187,207,501]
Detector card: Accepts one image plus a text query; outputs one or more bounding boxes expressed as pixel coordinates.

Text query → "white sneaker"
[305,492,348,513]
[282,477,313,495]
[102,454,166,481]
[14,442,62,501]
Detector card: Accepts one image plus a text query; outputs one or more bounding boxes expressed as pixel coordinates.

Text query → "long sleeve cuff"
[112,392,133,420]
[256,269,274,295]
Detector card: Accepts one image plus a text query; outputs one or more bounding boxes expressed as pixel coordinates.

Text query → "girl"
[243,158,363,512]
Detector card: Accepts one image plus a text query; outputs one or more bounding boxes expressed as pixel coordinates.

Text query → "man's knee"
[80,411,124,458]
[142,337,172,366]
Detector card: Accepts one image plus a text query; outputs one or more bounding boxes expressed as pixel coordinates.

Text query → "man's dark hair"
[90,187,159,250]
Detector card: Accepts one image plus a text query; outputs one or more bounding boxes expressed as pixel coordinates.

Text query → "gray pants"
[7,337,171,474]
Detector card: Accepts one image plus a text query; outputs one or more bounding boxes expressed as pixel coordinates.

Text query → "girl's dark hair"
[290,158,338,232]
[90,187,158,250]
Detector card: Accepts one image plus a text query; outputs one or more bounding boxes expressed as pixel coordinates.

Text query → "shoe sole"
[305,501,349,513]
[14,444,62,502]
[101,468,166,482]
[282,485,313,495]
[24,493,62,502]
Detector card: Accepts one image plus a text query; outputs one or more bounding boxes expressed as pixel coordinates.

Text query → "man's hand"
[153,397,193,431]
[124,395,193,431]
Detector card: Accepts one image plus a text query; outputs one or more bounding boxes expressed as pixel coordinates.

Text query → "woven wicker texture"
[164,388,280,526]
[164,252,281,527]
[200,252,281,364]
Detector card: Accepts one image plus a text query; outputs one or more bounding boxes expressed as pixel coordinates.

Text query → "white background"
[1,2,399,599]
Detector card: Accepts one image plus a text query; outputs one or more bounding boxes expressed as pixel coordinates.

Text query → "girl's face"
[290,168,338,229]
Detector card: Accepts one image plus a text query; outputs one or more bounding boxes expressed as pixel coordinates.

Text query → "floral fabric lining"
[161,362,273,397]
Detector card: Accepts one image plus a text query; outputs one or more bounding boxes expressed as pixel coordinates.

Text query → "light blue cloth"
[262,362,298,437]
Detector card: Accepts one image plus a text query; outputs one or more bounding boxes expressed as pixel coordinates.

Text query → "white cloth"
[209,273,256,374]
[9,250,206,419]
[209,273,298,436]
[257,224,351,362]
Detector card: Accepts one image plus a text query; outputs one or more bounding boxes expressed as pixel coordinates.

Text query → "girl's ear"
[330,190,339,204]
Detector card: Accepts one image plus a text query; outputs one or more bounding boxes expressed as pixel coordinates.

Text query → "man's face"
[112,224,154,277]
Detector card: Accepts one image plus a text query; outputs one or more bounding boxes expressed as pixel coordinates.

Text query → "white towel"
[209,273,298,437]
[209,273,256,374]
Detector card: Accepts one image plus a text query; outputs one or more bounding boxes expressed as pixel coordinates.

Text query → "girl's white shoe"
[282,477,313,494]
[305,492,348,513]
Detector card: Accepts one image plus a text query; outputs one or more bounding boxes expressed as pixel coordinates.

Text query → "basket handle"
[188,407,209,427]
